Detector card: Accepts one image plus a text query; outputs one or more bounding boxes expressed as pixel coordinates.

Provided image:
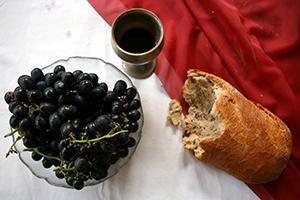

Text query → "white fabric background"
[0,0,259,199]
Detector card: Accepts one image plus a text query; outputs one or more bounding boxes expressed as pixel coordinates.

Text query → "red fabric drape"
[88,0,300,199]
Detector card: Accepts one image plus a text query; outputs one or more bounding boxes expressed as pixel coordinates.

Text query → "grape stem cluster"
[6,122,128,175]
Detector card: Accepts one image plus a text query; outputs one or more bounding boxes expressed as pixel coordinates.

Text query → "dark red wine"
[119,28,156,53]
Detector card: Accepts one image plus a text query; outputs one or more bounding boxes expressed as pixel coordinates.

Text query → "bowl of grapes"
[4,56,143,190]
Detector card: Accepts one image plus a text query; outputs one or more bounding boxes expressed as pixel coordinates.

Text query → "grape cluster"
[4,65,141,190]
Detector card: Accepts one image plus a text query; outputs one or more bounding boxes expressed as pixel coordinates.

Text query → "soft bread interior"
[183,72,224,159]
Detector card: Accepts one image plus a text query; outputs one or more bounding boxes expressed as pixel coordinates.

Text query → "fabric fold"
[88,0,300,199]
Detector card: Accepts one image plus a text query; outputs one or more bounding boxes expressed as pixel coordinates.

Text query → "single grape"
[23,137,39,148]
[127,137,136,148]
[111,102,123,114]
[130,121,139,132]
[125,87,137,101]
[39,102,56,116]
[53,65,65,74]
[57,91,73,105]
[77,73,91,82]
[103,91,117,105]
[60,122,74,137]
[99,82,108,93]
[9,101,20,113]
[43,87,57,102]
[4,91,15,104]
[12,104,28,119]
[31,68,44,82]
[73,180,84,190]
[55,171,64,179]
[127,110,141,121]
[89,73,99,85]
[66,175,74,186]
[122,122,139,133]
[56,71,65,80]
[14,87,27,101]
[34,114,48,130]
[112,114,124,124]
[49,112,62,131]
[99,141,114,154]
[128,99,141,110]
[58,139,68,151]
[27,89,43,103]
[19,118,32,131]
[73,94,85,106]
[61,72,74,87]
[73,70,83,78]
[31,151,43,161]
[42,158,53,168]
[18,75,35,90]
[57,105,78,120]
[89,86,106,99]
[113,80,127,96]
[94,115,111,133]
[110,152,120,164]
[45,73,58,87]
[119,147,129,158]
[36,81,47,91]
[54,80,67,94]
[78,80,93,95]
[117,132,129,145]
[9,115,19,128]
[59,147,72,160]
[74,158,89,172]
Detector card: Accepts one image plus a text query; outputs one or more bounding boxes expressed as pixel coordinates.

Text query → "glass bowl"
[11,56,143,188]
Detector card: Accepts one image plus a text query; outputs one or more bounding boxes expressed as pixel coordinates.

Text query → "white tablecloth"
[0,0,259,199]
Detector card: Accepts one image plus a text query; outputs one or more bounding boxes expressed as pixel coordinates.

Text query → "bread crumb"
[167,99,183,126]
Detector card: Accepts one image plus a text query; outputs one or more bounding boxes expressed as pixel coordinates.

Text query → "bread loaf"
[182,69,292,184]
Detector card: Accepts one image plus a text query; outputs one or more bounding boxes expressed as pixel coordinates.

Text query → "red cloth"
[88,0,300,199]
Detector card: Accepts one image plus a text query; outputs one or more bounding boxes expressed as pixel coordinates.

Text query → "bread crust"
[183,69,292,184]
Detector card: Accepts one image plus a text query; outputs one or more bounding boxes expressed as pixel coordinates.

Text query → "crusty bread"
[182,69,292,184]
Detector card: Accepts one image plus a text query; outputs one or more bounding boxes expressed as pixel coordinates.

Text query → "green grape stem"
[70,129,128,144]
[5,135,24,157]
[54,167,75,172]
[24,147,63,163]
[4,128,19,138]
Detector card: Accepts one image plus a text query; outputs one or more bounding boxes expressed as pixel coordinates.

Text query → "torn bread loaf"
[182,69,292,184]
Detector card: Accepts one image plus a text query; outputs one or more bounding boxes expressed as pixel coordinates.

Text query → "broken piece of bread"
[167,99,182,126]
[181,69,292,184]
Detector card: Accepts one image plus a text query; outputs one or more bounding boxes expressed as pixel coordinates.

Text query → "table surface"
[0,1,259,199]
